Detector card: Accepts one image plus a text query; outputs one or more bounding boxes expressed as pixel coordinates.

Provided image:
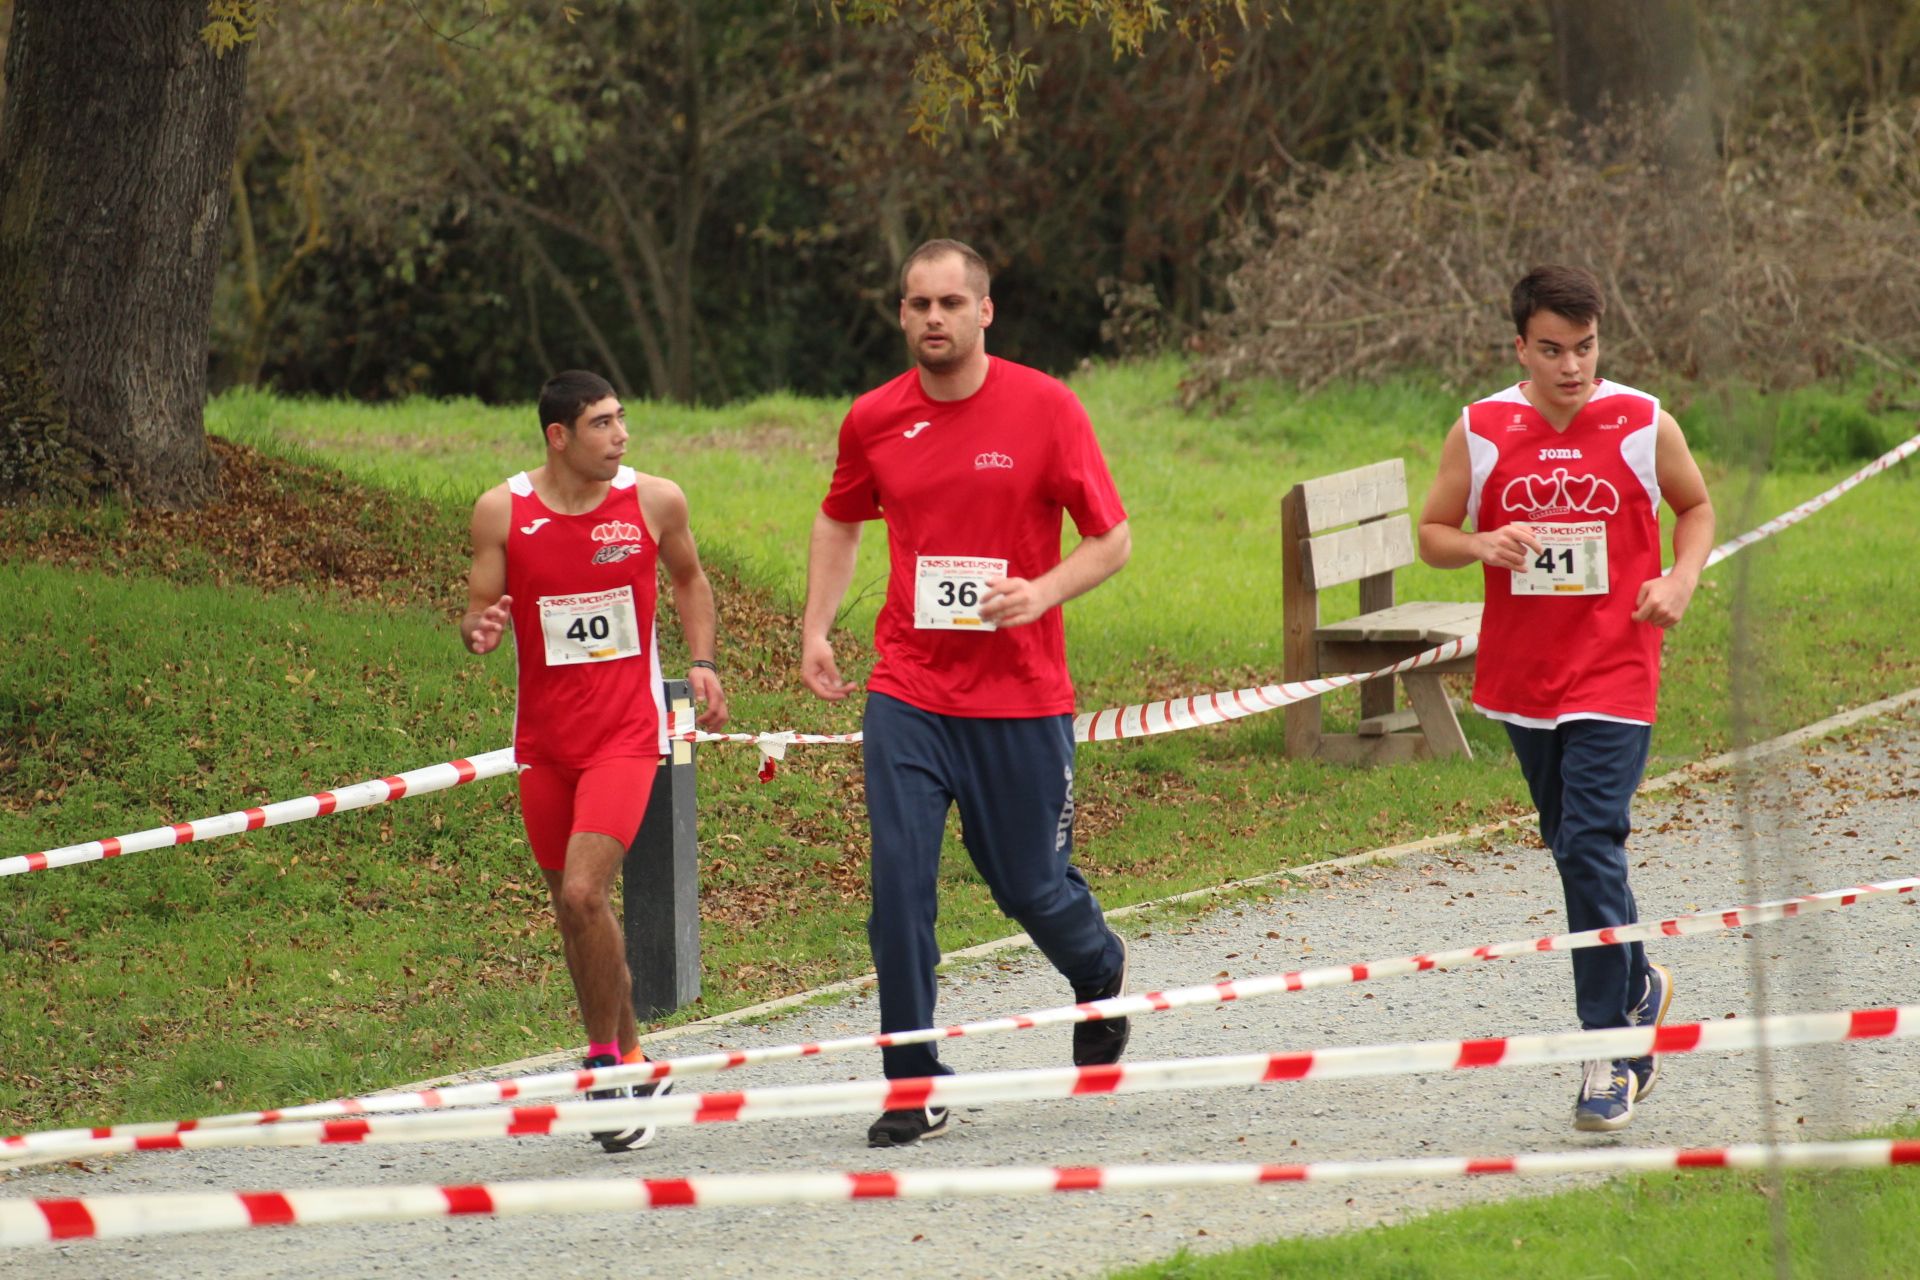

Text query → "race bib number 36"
[538,586,643,665]
[1511,521,1610,596]
[914,555,1007,630]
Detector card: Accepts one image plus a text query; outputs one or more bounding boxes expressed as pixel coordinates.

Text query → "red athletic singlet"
[1464,380,1665,726]
[505,467,667,765]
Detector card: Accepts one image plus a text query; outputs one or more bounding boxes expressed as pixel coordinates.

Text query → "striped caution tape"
[5,1138,1918,1247]
[0,751,517,879]
[5,1004,1913,1170]
[10,871,1908,1156]
[9,433,1913,869]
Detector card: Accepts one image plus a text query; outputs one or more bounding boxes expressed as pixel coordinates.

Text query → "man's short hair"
[537,370,616,439]
[899,239,991,298]
[1511,265,1606,336]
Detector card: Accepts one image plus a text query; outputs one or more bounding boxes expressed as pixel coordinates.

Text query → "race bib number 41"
[914,555,1007,630]
[538,586,643,665]
[1511,521,1610,596]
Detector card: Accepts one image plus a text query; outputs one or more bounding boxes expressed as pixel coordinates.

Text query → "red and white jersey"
[504,467,667,765]
[1464,380,1665,726]
[821,357,1127,718]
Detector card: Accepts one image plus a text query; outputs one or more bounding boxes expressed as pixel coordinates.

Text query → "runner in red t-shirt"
[461,369,728,1151]
[802,240,1134,1148]
[1418,266,1713,1134]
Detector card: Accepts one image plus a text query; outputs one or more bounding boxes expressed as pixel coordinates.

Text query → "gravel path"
[9,707,1919,1279]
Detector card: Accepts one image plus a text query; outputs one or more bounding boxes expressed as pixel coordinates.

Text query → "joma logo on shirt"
[591,520,645,544]
[974,451,1014,470]
[1539,447,1582,460]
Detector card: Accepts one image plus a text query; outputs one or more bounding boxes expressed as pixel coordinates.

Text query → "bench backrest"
[1291,458,1414,591]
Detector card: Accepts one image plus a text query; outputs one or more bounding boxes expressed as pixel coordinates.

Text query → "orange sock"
[621,1044,648,1065]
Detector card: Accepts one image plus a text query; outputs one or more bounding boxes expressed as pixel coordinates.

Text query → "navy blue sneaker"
[1626,962,1673,1102]
[1573,1058,1635,1132]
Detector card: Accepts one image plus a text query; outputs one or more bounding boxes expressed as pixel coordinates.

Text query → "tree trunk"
[1545,0,1704,128]
[0,1,248,507]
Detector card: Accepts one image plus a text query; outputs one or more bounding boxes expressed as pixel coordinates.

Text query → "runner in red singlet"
[460,370,727,1151]
[1419,266,1713,1134]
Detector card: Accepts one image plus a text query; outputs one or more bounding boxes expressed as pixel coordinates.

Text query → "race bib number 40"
[1511,521,1610,596]
[914,555,1007,630]
[538,586,643,665]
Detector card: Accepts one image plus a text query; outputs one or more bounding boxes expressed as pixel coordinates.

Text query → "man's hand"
[689,665,729,729]
[978,576,1054,629]
[1472,524,1543,571]
[1632,571,1697,628]
[465,594,513,655]
[801,635,857,701]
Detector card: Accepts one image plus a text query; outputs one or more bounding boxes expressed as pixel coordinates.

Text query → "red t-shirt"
[1464,380,1665,725]
[821,358,1126,717]
[505,467,667,765]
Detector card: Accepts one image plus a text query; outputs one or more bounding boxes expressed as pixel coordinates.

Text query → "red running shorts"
[516,756,660,871]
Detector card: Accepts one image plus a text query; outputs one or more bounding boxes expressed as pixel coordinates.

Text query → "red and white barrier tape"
[12,872,1907,1155]
[6,1003,1913,1169]
[10,434,1913,866]
[0,751,517,879]
[5,1137,1917,1247]
[1702,429,1920,569]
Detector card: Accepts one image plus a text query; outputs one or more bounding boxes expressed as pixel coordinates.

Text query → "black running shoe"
[866,1105,949,1148]
[1071,934,1131,1068]
[582,1054,672,1153]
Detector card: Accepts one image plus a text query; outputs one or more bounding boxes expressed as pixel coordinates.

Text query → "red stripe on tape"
[178,1120,199,1133]
[1597,928,1619,945]
[1891,1141,1920,1165]
[1263,1053,1314,1081]
[260,1110,283,1122]
[1472,946,1496,960]
[1284,973,1304,992]
[1849,1008,1900,1039]
[1466,1158,1517,1174]
[727,1051,749,1067]
[88,1127,111,1139]
[315,792,338,816]
[134,1135,184,1151]
[1660,920,1682,936]
[1216,981,1239,1002]
[800,1044,822,1058]
[382,775,408,799]
[1055,1167,1103,1191]
[1455,1039,1507,1069]
[1013,1016,1036,1030]
[101,836,123,857]
[498,1082,520,1101]
[1676,1149,1728,1168]
[647,1179,698,1207]
[849,1172,900,1200]
[26,852,48,871]
[419,1090,445,1109]
[695,1093,747,1123]
[322,1119,372,1144]
[171,822,195,844]
[1147,992,1172,1011]
[1534,937,1553,951]
[1414,956,1435,971]
[1258,1164,1309,1182]
[1350,964,1369,982]
[1721,912,1740,928]
[37,1199,97,1240]
[340,1098,366,1115]
[573,1071,596,1091]
[881,1079,935,1112]
[1655,1024,1703,1052]
[506,1107,558,1136]
[245,808,267,831]
[441,1185,496,1216]
[452,758,478,783]
[241,1192,297,1225]
[1072,1066,1124,1096]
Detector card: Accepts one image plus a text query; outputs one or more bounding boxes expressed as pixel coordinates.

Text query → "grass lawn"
[2,361,1915,1271]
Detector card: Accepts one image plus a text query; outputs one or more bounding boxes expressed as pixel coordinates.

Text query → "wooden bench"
[1280,459,1480,764]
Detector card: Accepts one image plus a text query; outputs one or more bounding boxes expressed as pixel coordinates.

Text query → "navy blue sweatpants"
[863,691,1123,1080]
[1505,718,1653,1030]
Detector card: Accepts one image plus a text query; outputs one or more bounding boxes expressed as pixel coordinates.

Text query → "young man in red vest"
[802,239,1134,1147]
[462,369,728,1151]
[1419,266,1714,1132]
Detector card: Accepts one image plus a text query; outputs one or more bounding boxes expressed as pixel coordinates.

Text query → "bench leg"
[1402,672,1471,760]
